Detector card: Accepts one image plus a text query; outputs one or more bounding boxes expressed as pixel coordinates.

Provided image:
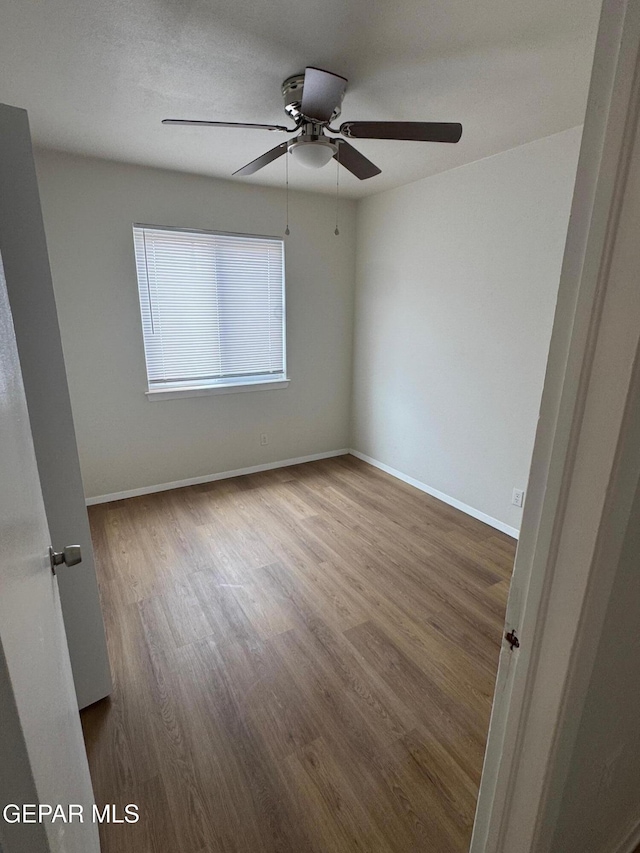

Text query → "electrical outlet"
[512,488,525,508]
[260,433,268,446]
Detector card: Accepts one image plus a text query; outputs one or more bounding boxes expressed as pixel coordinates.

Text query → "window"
[133,224,287,399]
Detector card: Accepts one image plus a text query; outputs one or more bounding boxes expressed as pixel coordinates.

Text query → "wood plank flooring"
[82,454,514,853]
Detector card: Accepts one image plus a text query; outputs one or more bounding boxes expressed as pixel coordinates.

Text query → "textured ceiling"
[0,0,601,197]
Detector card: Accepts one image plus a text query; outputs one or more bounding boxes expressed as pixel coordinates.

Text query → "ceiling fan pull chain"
[285,149,290,236]
[334,145,340,236]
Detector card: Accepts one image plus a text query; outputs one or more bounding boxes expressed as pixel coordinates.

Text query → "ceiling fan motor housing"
[282,73,343,123]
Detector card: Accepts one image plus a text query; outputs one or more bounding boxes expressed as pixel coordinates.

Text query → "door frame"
[471,0,640,849]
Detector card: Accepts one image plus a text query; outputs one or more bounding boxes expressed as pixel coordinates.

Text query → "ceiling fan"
[163,67,462,180]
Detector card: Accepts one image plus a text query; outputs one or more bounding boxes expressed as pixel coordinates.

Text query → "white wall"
[36,131,580,528]
[35,150,355,499]
[351,127,582,533]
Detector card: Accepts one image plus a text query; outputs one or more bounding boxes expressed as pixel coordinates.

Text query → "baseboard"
[85,449,350,505]
[349,449,519,539]
[86,447,520,540]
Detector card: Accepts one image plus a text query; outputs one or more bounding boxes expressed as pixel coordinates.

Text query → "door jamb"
[472,0,640,849]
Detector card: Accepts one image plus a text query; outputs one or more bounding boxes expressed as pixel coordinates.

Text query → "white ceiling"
[0,0,601,198]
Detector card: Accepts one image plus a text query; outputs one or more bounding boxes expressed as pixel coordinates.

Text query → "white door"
[0,254,100,852]
[0,102,112,710]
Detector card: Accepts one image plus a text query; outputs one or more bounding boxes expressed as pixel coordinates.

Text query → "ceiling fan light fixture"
[288,137,337,169]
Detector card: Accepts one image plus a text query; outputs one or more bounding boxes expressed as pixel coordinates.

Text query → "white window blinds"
[133,225,286,392]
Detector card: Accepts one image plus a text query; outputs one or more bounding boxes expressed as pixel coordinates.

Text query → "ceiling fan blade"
[340,121,463,143]
[233,141,289,176]
[334,140,381,180]
[301,67,348,123]
[162,119,290,132]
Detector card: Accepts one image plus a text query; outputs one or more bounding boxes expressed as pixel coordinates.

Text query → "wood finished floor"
[82,454,514,853]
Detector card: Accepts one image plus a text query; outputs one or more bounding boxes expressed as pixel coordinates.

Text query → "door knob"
[49,545,82,575]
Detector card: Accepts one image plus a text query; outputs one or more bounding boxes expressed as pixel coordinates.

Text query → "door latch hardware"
[49,545,82,575]
[505,628,520,651]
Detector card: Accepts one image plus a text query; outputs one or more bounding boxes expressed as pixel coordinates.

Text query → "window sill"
[146,378,290,401]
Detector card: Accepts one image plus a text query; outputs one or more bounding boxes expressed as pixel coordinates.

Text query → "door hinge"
[505,628,520,651]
